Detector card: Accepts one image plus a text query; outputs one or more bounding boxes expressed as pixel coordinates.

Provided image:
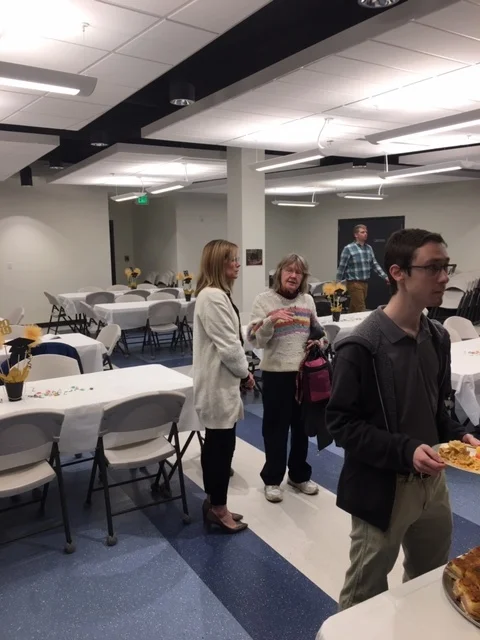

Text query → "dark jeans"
[201,426,236,506]
[260,371,311,486]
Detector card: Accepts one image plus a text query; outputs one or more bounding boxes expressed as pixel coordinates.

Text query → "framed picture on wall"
[246,249,263,266]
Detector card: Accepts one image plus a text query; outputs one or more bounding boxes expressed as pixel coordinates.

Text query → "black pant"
[261,371,311,486]
[201,426,236,506]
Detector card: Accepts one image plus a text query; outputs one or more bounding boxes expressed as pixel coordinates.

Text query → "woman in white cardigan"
[193,239,253,534]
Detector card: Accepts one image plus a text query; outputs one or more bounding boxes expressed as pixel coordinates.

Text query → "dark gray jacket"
[326,310,466,531]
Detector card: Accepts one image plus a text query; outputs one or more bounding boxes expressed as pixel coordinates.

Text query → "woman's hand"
[306,337,329,351]
[269,309,294,324]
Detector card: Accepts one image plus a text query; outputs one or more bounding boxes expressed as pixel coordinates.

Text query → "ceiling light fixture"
[0,61,97,96]
[358,0,401,7]
[272,200,318,208]
[337,193,387,200]
[380,161,469,181]
[147,181,191,195]
[110,192,143,203]
[366,109,480,145]
[90,131,109,148]
[169,81,195,107]
[252,149,324,173]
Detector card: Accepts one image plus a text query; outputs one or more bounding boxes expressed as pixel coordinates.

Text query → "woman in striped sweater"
[247,254,325,503]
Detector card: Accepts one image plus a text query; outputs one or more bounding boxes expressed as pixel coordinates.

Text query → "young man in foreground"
[327,228,480,610]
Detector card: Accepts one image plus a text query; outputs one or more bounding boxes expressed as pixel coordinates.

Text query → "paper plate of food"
[444,546,480,628]
[434,440,480,474]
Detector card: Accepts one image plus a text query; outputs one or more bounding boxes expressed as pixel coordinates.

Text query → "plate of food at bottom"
[434,440,480,474]
[444,546,480,628]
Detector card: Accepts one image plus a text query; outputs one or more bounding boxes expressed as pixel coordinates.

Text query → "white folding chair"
[0,410,74,553]
[176,300,196,352]
[158,288,180,299]
[96,324,121,369]
[78,300,102,336]
[85,291,115,306]
[44,292,67,334]
[445,326,462,343]
[148,292,175,301]
[122,289,150,300]
[444,316,478,340]
[5,307,25,325]
[107,284,129,291]
[78,286,103,293]
[17,354,81,381]
[142,300,181,358]
[115,294,145,303]
[84,391,189,545]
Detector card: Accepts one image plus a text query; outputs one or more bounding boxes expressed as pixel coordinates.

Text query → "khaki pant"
[339,472,452,610]
[346,281,368,313]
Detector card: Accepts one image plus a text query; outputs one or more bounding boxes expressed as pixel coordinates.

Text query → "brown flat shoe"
[204,509,248,534]
[202,499,243,522]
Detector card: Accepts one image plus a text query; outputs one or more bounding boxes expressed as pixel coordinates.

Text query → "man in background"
[336,224,389,312]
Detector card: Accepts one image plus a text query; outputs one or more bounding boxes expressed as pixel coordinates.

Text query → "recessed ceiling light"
[169,82,195,107]
[0,61,96,96]
[358,0,401,8]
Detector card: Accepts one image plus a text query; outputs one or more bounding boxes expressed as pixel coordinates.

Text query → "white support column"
[227,147,265,312]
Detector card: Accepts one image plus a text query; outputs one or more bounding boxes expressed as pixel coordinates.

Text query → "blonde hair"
[272,253,310,295]
[196,239,239,296]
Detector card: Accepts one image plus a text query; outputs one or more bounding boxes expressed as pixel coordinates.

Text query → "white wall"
[132,196,178,278]
[295,180,480,281]
[0,179,111,323]
[131,193,299,283]
[108,200,136,284]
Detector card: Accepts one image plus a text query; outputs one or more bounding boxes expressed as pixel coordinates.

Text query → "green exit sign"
[136,194,149,205]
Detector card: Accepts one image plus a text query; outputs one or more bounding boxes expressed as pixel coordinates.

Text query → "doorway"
[109,220,116,285]
[337,216,405,310]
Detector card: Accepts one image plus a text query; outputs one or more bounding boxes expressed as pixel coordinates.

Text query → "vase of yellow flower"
[322,282,348,322]
[0,322,42,402]
[125,267,142,289]
[177,271,194,302]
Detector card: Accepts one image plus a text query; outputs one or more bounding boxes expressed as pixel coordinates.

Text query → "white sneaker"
[287,479,319,495]
[264,485,283,503]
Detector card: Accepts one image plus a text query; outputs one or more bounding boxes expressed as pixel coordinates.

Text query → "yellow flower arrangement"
[124,266,142,289]
[323,281,347,313]
[177,271,195,297]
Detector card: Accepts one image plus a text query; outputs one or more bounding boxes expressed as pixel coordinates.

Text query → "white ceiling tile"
[2,112,84,129]
[341,41,466,75]
[0,0,160,50]
[306,56,422,88]
[417,1,480,42]
[226,90,330,115]
[280,69,385,100]
[208,107,296,127]
[19,97,108,119]
[0,132,59,181]
[95,0,191,17]
[49,81,137,106]
[171,0,271,34]
[85,54,171,87]
[256,81,352,109]
[118,19,215,64]
[377,22,480,64]
[221,96,314,120]
[324,104,455,126]
[0,91,39,119]
[0,36,106,73]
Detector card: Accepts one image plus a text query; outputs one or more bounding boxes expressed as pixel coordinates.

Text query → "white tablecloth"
[451,337,480,425]
[95,300,189,331]
[317,567,478,640]
[318,311,371,343]
[0,333,104,374]
[58,290,149,316]
[0,364,200,454]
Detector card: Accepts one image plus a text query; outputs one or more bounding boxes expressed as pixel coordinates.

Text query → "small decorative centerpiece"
[0,321,42,402]
[125,266,142,289]
[323,282,348,321]
[177,270,194,302]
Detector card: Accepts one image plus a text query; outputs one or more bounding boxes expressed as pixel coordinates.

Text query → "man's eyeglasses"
[408,264,456,277]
